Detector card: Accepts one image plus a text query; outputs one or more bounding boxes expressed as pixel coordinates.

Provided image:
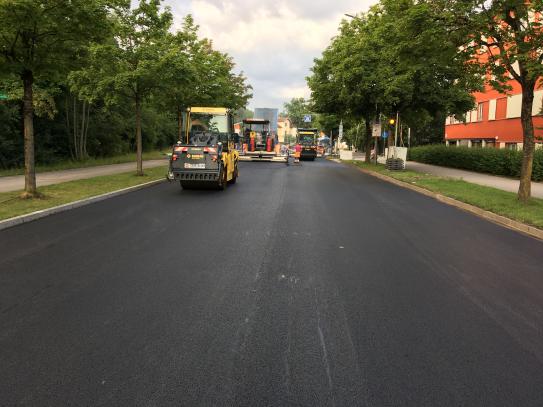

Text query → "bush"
[408,145,543,182]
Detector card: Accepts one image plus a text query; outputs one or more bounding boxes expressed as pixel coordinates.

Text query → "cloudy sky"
[164,0,377,111]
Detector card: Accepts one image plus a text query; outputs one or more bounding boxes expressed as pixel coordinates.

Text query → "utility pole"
[394,111,399,147]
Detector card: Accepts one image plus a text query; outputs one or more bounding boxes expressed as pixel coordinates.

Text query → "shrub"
[408,145,543,181]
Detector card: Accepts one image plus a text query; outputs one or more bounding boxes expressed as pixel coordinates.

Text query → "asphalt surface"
[0,159,168,193]
[1,159,543,406]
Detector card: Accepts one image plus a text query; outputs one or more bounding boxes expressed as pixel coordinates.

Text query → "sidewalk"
[406,162,543,199]
[0,159,168,193]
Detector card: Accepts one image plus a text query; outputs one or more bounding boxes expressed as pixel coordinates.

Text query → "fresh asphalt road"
[1,160,543,406]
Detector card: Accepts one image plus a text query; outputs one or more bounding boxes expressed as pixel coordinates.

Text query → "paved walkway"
[349,153,543,198]
[407,161,543,199]
[0,159,168,193]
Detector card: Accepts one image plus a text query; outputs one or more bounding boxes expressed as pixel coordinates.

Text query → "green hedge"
[408,145,543,182]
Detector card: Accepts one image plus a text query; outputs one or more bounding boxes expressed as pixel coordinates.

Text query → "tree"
[156,15,252,142]
[71,0,173,176]
[233,107,254,123]
[282,97,311,128]
[443,0,543,201]
[0,0,112,196]
[309,13,385,162]
[308,0,477,163]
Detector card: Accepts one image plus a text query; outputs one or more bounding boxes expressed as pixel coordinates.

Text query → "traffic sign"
[0,93,7,100]
[303,114,312,123]
[382,131,389,139]
[372,123,382,138]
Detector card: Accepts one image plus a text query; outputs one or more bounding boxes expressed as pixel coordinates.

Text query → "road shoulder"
[335,159,543,241]
[0,167,167,230]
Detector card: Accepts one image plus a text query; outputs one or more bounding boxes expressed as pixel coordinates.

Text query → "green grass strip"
[347,160,543,229]
[0,165,167,221]
[0,150,168,177]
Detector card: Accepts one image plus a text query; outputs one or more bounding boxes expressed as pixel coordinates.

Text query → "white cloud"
[164,0,377,109]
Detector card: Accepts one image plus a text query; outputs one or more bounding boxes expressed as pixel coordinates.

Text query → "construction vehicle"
[297,128,319,161]
[167,107,239,190]
[238,118,288,163]
[317,135,331,157]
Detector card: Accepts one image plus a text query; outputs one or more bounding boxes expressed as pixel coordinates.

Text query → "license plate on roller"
[184,163,206,169]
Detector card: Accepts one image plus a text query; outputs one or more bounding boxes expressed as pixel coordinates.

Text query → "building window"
[472,140,482,148]
[477,102,484,121]
[505,143,517,151]
[485,140,495,148]
[496,98,507,119]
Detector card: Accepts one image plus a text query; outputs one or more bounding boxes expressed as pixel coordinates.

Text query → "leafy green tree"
[71,0,173,176]
[314,113,340,135]
[233,108,254,123]
[441,0,543,201]
[282,97,312,128]
[309,12,384,162]
[158,15,252,142]
[0,0,112,196]
[376,0,476,143]
[308,0,477,163]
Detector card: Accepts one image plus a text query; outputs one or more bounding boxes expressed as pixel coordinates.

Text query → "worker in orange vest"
[294,143,301,163]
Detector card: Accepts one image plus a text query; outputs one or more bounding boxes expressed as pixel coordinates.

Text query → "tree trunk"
[135,94,143,176]
[79,101,86,159]
[73,95,78,160]
[65,95,75,160]
[83,103,91,158]
[518,84,535,202]
[364,116,372,163]
[22,70,37,197]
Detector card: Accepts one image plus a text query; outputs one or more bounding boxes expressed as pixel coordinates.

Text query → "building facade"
[445,76,543,150]
[277,117,295,144]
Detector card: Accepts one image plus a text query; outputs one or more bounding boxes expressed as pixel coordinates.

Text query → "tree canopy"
[441,0,543,200]
[307,0,479,159]
[1,0,251,186]
[0,0,114,195]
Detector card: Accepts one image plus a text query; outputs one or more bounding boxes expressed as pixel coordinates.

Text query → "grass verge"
[347,160,543,229]
[0,151,167,177]
[0,165,167,221]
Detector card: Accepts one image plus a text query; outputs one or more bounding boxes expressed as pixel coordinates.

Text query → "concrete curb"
[336,160,543,241]
[0,179,166,231]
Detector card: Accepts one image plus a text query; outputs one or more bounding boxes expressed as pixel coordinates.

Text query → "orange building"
[445,9,543,151]
[445,77,543,150]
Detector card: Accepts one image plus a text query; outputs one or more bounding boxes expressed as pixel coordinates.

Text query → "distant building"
[277,117,295,144]
[254,108,278,134]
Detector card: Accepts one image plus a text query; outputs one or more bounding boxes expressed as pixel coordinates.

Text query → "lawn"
[0,150,168,177]
[347,160,543,229]
[0,165,168,221]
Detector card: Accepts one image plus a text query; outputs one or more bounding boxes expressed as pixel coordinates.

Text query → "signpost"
[337,120,343,154]
[372,123,381,138]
